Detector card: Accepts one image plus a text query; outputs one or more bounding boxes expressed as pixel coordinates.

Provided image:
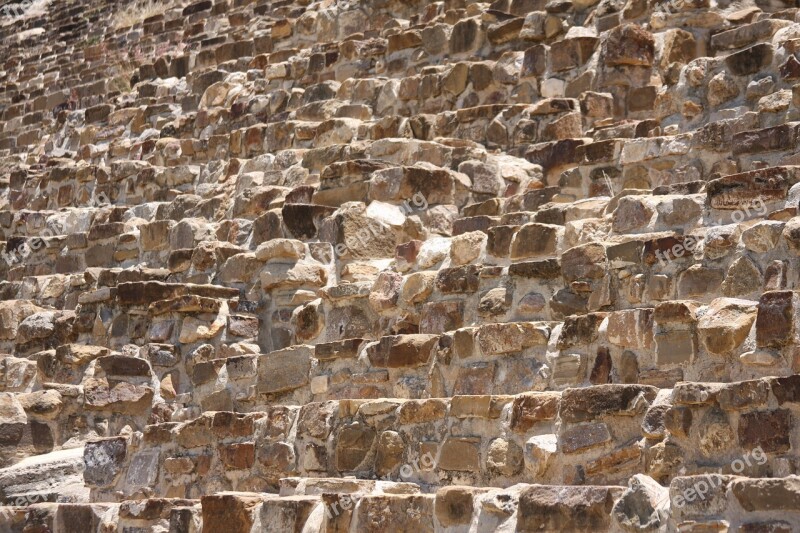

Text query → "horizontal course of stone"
[5,474,800,531]
[76,378,800,503]
[1,0,800,530]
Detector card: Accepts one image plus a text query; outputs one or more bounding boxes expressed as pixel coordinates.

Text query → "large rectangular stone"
[560,422,611,453]
[256,346,313,394]
[707,167,799,210]
[353,494,435,533]
[559,384,658,423]
[755,291,797,348]
[606,309,654,349]
[655,330,696,365]
[202,493,264,533]
[517,485,623,531]
[437,437,481,472]
[711,19,790,52]
[731,477,800,512]
[366,334,439,368]
[738,409,792,453]
[476,322,549,355]
[510,392,560,433]
[314,338,363,361]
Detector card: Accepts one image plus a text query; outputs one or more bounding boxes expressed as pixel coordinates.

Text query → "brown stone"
[218,442,256,470]
[717,380,769,411]
[560,385,658,423]
[375,430,405,476]
[725,43,774,76]
[366,334,439,368]
[510,223,562,259]
[202,493,264,533]
[398,399,447,424]
[518,485,623,531]
[477,322,548,355]
[257,346,312,395]
[486,438,523,476]
[732,478,800,512]
[602,24,655,67]
[561,422,612,454]
[438,437,481,472]
[336,423,376,471]
[435,265,480,294]
[756,291,796,348]
[590,348,612,385]
[353,495,434,533]
[738,409,792,453]
[435,486,482,527]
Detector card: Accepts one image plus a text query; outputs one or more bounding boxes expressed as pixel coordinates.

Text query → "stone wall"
[2,0,800,530]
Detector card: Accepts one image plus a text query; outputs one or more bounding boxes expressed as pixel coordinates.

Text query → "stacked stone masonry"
[2,0,800,530]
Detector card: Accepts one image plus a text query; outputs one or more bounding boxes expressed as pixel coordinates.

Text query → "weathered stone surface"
[0,393,26,447]
[738,409,792,453]
[83,438,127,487]
[561,422,612,454]
[756,291,796,348]
[353,494,434,532]
[731,477,800,512]
[336,423,376,471]
[257,346,313,394]
[707,167,795,209]
[202,493,263,533]
[476,321,548,354]
[518,485,624,531]
[438,437,481,472]
[486,438,523,476]
[435,486,483,527]
[511,393,559,432]
[602,25,655,67]
[612,474,668,531]
[83,379,154,413]
[2,0,800,526]
[697,298,757,356]
[435,265,480,294]
[560,385,658,423]
[725,43,774,76]
[366,335,438,368]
